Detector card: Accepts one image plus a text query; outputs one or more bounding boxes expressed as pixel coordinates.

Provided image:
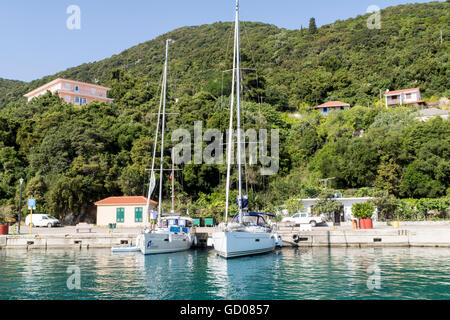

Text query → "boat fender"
[169,234,173,242]
[193,235,198,246]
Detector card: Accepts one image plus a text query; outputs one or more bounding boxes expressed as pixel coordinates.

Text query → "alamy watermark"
[67,5,81,30]
[171,123,279,176]
[67,266,81,290]
[367,5,381,30]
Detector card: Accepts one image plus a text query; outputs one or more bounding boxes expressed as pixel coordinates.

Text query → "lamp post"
[18,178,24,234]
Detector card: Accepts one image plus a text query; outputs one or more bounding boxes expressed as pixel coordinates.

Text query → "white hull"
[212,230,277,259]
[136,232,193,255]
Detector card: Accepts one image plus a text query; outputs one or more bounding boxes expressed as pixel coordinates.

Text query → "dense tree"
[0,2,449,220]
[309,18,318,34]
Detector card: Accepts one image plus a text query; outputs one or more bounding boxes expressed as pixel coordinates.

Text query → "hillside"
[1,1,449,110]
[0,1,449,222]
[0,78,24,110]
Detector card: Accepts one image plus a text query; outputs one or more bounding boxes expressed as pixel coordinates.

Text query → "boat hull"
[212,231,276,259]
[111,245,139,253]
[136,232,192,255]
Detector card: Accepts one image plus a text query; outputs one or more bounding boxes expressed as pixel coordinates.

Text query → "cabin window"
[116,208,125,223]
[135,207,143,223]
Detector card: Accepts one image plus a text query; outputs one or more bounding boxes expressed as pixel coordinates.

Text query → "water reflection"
[0,247,449,300]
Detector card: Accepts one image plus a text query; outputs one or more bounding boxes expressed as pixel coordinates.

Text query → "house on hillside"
[314,101,350,115]
[95,196,158,227]
[24,78,113,106]
[384,88,425,107]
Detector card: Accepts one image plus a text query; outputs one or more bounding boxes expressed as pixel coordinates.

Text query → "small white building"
[299,197,376,222]
[95,196,158,227]
[384,88,425,107]
[314,101,351,115]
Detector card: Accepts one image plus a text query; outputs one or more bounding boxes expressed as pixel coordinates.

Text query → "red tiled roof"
[315,101,350,109]
[95,196,157,206]
[384,88,420,96]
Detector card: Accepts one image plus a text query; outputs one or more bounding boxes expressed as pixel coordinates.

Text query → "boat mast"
[157,39,171,226]
[235,0,244,224]
[171,148,175,214]
[146,55,165,225]
[225,0,238,224]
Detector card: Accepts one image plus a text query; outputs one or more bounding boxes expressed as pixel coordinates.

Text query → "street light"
[18,178,24,234]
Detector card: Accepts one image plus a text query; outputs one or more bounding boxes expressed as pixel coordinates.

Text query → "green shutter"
[135,207,143,223]
[116,208,125,223]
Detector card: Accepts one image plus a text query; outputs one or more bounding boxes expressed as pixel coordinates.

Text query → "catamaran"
[137,39,195,255]
[211,0,282,259]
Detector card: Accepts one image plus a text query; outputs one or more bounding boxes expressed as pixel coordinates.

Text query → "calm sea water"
[0,247,449,300]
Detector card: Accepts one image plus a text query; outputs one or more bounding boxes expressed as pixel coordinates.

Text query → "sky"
[0,0,439,82]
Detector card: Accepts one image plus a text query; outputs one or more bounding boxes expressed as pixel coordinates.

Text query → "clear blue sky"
[0,0,438,82]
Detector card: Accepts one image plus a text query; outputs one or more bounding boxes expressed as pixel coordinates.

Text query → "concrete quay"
[275,222,450,248]
[0,233,138,250]
[0,222,449,250]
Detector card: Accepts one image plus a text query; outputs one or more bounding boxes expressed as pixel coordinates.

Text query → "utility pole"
[320,177,336,189]
[380,90,383,109]
[18,178,24,234]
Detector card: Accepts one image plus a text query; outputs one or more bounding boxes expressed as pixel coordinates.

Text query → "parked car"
[25,214,61,228]
[282,212,324,227]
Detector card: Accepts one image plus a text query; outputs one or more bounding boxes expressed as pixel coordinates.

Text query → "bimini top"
[232,212,275,226]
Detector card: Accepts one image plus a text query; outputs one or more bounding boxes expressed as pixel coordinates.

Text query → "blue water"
[0,247,449,300]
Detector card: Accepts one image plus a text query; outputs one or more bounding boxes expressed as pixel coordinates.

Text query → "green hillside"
[0,1,449,222]
[0,78,24,111]
[2,1,449,110]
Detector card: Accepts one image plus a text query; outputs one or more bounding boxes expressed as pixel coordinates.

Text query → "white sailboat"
[137,39,195,255]
[211,0,282,259]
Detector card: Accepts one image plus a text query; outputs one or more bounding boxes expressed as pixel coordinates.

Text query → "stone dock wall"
[1,228,449,250]
[277,228,450,248]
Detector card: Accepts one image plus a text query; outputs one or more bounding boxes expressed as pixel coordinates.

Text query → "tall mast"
[225,1,238,224]
[171,148,175,214]
[146,53,165,225]
[157,39,171,225]
[235,0,244,224]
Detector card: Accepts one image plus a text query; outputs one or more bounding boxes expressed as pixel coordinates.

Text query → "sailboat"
[211,0,282,259]
[137,39,195,255]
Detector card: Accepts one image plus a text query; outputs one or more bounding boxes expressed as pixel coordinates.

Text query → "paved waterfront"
[12,221,450,236]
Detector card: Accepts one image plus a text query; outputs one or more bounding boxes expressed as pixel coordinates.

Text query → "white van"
[25,214,61,228]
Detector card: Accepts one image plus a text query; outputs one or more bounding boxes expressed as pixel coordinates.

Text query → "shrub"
[0,205,15,225]
[352,202,375,219]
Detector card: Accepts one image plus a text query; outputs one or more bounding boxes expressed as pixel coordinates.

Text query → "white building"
[384,88,425,107]
[299,197,377,222]
[95,196,157,227]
